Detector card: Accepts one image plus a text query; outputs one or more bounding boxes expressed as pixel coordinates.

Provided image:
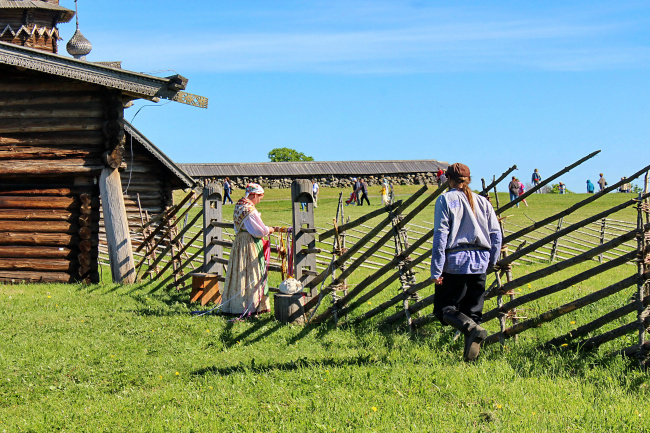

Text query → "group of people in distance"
[345,177,395,207]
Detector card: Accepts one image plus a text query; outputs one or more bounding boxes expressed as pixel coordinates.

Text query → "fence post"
[550,217,564,263]
[636,193,649,365]
[203,183,223,275]
[292,180,317,297]
[599,218,607,263]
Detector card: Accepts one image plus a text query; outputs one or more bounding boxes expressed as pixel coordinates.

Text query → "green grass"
[3,187,650,432]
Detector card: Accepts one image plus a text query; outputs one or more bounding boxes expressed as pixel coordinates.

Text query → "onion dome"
[65,0,91,60]
[66,28,91,59]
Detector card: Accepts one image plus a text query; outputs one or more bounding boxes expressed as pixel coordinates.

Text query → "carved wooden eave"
[0,41,208,108]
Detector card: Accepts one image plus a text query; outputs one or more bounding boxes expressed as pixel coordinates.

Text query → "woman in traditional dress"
[220,183,278,316]
[381,178,393,206]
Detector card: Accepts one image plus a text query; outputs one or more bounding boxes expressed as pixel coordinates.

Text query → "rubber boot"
[442,311,488,362]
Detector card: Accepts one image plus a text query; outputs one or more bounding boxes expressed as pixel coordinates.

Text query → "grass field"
[2,185,650,432]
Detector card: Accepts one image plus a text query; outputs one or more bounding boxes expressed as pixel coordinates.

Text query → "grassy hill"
[2,185,649,431]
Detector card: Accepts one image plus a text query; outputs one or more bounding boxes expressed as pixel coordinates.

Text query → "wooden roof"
[0,41,207,108]
[0,1,75,22]
[178,160,449,178]
[124,121,195,189]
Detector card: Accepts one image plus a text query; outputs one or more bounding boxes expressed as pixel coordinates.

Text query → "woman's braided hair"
[454,176,474,213]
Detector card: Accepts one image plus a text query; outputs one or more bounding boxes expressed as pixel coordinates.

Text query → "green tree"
[268,147,314,162]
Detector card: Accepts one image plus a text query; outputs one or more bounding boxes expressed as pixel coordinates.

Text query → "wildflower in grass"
[47,296,51,299]
[175,372,180,376]
[496,405,502,409]
[206,329,210,333]
[368,302,371,305]
[561,344,568,347]
[570,321,576,325]
[527,284,531,289]
[371,407,377,412]
[159,376,162,380]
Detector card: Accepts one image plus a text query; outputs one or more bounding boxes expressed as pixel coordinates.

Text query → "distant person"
[517,178,528,207]
[531,169,542,192]
[586,179,595,194]
[619,177,631,193]
[436,169,445,187]
[353,177,361,205]
[558,182,566,194]
[357,178,370,206]
[508,176,520,207]
[312,179,319,208]
[222,177,234,205]
[598,173,607,192]
[381,178,394,206]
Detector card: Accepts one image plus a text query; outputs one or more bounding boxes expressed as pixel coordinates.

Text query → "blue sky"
[57,0,650,191]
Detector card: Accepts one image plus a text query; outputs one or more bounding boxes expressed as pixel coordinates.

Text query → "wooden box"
[274,293,307,325]
[190,273,222,306]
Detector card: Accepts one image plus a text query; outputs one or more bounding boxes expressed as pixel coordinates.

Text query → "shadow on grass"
[191,352,391,378]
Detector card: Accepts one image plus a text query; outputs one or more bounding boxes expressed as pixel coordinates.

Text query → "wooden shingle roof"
[178,160,448,178]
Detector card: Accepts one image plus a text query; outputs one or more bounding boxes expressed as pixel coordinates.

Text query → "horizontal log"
[0,220,98,234]
[0,270,73,283]
[0,209,78,221]
[0,186,94,196]
[0,131,104,146]
[361,278,435,321]
[0,159,104,175]
[0,196,100,210]
[0,106,104,119]
[319,200,405,241]
[385,292,437,324]
[0,147,102,160]
[0,232,76,246]
[0,92,103,107]
[0,118,103,134]
[0,258,75,272]
[0,245,73,258]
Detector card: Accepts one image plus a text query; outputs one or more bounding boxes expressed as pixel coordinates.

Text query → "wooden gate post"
[292,179,317,297]
[203,183,223,275]
[99,167,136,284]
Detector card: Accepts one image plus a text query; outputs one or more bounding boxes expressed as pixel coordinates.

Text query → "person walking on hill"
[312,179,319,208]
[586,179,595,193]
[508,176,520,207]
[598,173,607,192]
[531,169,542,192]
[430,163,502,362]
[558,182,566,194]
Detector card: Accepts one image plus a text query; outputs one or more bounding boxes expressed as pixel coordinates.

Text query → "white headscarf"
[245,182,264,197]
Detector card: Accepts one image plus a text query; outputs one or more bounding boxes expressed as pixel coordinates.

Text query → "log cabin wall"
[0,64,118,283]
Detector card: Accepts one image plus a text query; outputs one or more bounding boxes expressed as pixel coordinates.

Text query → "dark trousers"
[359,192,370,206]
[223,190,233,204]
[433,272,487,325]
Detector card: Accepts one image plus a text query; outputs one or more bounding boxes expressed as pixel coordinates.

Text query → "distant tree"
[268,147,314,162]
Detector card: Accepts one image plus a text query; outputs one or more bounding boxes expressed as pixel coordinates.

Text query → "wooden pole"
[483,251,636,322]
[549,217,564,263]
[480,164,517,197]
[483,274,638,345]
[99,167,135,283]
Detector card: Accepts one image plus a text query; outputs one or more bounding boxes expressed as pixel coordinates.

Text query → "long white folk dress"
[220,197,271,315]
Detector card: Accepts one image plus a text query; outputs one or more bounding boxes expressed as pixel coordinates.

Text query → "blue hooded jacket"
[586,180,595,193]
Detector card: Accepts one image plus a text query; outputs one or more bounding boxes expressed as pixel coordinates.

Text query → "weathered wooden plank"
[0,209,78,221]
[0,131,104,146]
[0,196,81,210]
[0,118,103,133]
[99,168,136,284]
[0,232,76,246]
[0,185,93,196]
[0,146,102,160]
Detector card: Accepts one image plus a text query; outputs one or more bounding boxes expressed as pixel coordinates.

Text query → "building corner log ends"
[99,167,135,283]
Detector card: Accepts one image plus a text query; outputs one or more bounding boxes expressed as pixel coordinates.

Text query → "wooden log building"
[0,1,206,284]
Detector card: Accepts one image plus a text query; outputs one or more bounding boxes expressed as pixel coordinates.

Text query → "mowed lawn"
[2,184,650,432]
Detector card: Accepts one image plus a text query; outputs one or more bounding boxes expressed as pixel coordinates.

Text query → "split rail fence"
[109,149,650,363]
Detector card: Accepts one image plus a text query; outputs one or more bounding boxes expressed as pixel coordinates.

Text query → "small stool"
[190,273,222,306]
